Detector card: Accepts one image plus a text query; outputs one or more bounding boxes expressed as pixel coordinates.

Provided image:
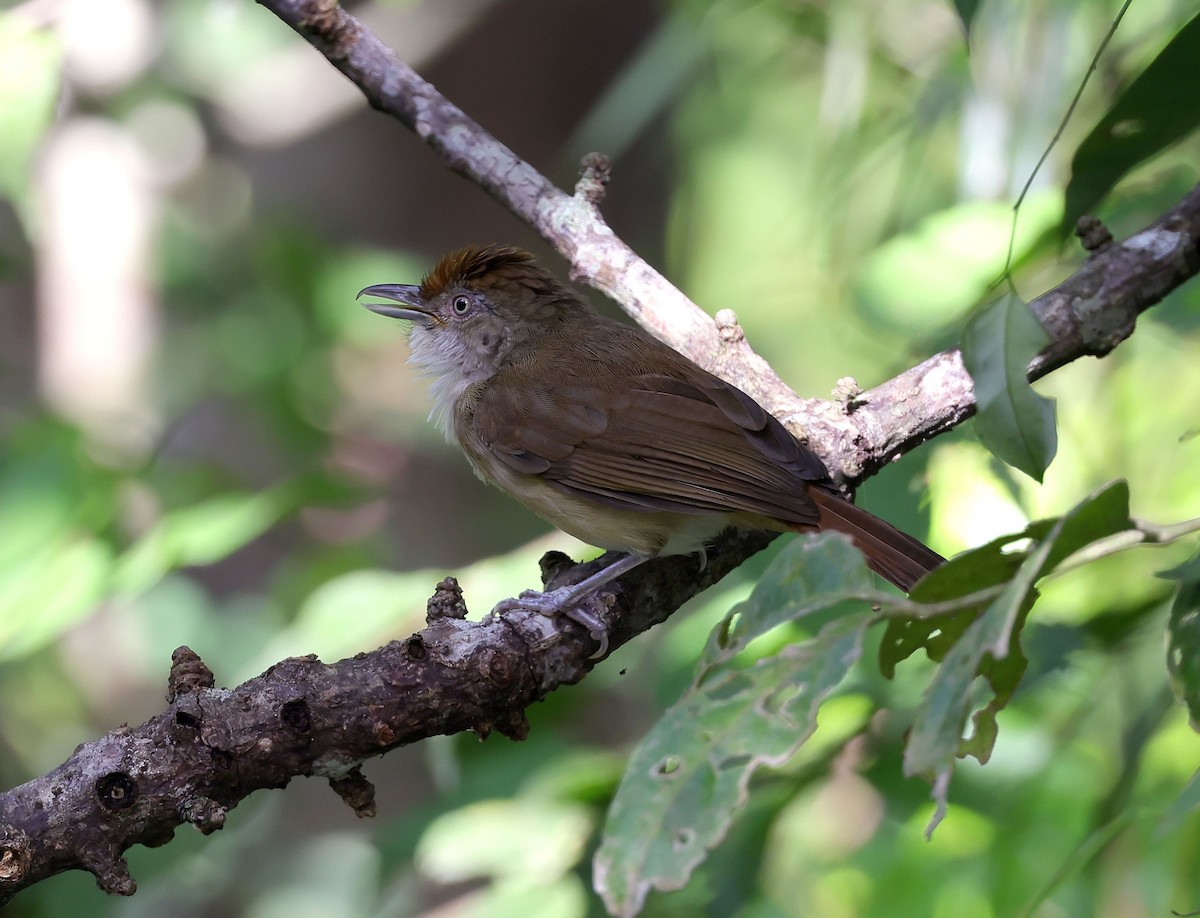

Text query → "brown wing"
[468,365,829,528]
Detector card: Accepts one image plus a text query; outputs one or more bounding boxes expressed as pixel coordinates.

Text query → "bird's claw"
[492,589,610,659]
[563,607,610,659]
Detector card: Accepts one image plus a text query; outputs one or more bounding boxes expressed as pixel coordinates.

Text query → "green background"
[2,0,1199,915]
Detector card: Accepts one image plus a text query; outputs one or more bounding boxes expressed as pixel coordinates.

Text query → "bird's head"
[358,245,574,385]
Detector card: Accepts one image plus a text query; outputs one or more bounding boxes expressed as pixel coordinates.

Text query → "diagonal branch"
[3,0,1200,904]
[257,0,803,426]
[258,0,1200,486]
[822,200,1200,482]
[0,530,773,903]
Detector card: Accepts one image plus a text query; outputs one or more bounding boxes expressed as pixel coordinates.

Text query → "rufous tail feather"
[806,488,943,592]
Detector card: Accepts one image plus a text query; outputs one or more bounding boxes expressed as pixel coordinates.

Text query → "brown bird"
[359,245,942,654]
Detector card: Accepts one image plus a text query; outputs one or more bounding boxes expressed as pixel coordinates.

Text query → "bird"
[358,244,942,655]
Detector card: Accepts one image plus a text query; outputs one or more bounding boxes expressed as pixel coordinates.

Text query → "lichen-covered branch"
[256,0,1200,486]
[255,0,798,417]
[0,530,774,903]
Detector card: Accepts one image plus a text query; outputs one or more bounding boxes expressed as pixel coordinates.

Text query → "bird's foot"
[492,589,610,659]
[492,552,650,659]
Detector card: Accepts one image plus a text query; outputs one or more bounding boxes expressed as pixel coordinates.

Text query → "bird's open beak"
[356,284,435,324]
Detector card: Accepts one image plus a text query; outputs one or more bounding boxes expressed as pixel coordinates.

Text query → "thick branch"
[0,531,771,903]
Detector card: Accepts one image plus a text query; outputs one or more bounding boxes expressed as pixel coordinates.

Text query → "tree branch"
[255,0,800,424]
[822,197,1200,482]
[0,530,773,903]
[4,0,1200,903]
[255,0,1200,485]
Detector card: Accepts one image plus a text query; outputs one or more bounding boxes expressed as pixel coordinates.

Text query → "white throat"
[406,324,500,444]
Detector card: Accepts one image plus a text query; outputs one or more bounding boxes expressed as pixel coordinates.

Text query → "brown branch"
[255,0,798,421]
[4,0,1200,903]
[811,195,1200,483]
[256,0,1200,486]
[0,530,772,903]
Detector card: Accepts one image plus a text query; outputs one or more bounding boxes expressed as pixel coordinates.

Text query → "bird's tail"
[805,487,943,592]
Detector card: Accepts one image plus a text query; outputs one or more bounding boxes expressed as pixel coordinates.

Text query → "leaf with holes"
[883,483,1133,679]
[877,522,1046,679]
[961,291,1057,481]
[901,482,1133,834]
[696,531,874,681]
[594,613,871,918]
[903,574,1035,836]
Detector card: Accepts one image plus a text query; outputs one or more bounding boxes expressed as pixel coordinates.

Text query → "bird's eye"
[451,295,471,316]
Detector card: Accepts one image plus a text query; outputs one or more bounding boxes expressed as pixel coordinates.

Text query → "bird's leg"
[492,551,654,658]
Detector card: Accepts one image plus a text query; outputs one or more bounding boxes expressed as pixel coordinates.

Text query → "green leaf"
[595,613,871,918]
[0,14,61,210]
[0,535,113,662]
[594,535,878,915]
[878,519,1057,679]
[881,484,1133,677]
[1165,550,1200,727]
[1062,11,1200,236]
[696,532,874,681]
[900,483,1134,833]
[951,0,982,39]
[902,573,1033,774]
[1031,480,1134,571]
[961,291,1058,481]
[114,484,300,594]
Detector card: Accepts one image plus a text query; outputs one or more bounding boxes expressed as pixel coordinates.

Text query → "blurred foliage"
[1062,8,1200,237]
[0,12,60,213]
[1166,551,1200,727]
[1,0,1200,917]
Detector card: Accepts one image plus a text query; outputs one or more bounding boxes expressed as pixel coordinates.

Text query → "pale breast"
[456,417,722,554]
